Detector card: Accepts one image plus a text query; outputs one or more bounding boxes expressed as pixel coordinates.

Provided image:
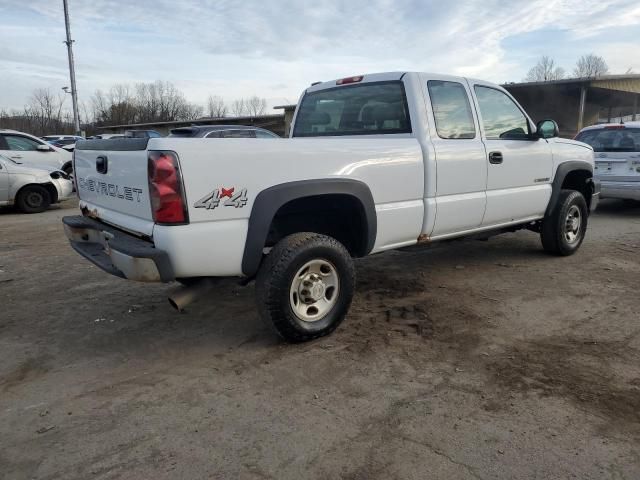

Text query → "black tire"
[541,189,588,256]
[15,185,51,214]
[256,232,355,343]
[62,162,73,175]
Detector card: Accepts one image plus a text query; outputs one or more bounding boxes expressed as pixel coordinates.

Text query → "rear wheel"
[256,232,355,342]
[541,190,588,256]
[15,185,51,214]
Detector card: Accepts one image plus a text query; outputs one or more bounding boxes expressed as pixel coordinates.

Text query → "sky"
[1,0,639,112]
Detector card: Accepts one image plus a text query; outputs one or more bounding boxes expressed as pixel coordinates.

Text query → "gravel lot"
[1,199,639,480]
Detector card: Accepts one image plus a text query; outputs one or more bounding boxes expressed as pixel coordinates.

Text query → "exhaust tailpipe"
[168,278,218,312]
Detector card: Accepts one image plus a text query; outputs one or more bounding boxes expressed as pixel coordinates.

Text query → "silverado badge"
[194,187,248,210]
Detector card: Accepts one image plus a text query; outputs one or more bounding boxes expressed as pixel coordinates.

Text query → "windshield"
[575,128,640,152]
[293,81,411,137]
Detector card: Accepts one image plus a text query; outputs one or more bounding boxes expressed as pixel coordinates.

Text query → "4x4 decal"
[194,187,248,210]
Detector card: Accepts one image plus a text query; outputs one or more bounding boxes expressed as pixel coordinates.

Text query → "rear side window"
[293,81,411,137]
[575,128,640,152]
[427,81,475,139]
[474,86,530,140]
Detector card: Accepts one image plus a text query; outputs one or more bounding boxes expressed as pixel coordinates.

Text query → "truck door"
[422,76,487,237]
[470,82,553,226]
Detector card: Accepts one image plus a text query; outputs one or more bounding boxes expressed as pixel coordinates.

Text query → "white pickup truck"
[63,72,599,342]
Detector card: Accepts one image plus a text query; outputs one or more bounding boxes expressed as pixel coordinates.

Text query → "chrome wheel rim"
[564,205,582,245]
[289,259,339,322]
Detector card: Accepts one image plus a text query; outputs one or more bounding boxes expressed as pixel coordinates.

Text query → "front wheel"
[256,233,355,343]
[541,190,588,256]
[15,185,51,214]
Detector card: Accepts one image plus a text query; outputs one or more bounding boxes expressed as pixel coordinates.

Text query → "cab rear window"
[575,128,640,152]
[293,81,411,137]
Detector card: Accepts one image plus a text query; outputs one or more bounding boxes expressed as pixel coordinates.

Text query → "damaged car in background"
[0,153,73,213]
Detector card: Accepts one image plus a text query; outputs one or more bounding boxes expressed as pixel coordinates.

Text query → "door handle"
[96,155,108,174]
[10,155,22,159]
[489,151,503,164]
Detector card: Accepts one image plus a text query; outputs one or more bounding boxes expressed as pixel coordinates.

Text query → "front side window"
[5,135,43,151]
[474,86,530,140]
[427,81,475,139]
[293,81,411,137]
[575,128,640,152]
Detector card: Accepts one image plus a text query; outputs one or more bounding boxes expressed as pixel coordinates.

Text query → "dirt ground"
[1,199,639,480]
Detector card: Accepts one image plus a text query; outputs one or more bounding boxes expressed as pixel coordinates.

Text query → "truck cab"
[291,72,596,239]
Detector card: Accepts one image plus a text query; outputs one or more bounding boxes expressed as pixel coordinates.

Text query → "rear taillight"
[147,151,189,224]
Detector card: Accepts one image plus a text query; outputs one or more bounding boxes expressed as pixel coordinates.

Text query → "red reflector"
[604,125,625,129]
[148,151,188,224]
[336,75,363,85]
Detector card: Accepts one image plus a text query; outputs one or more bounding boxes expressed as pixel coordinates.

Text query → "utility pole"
[63,0,80,135]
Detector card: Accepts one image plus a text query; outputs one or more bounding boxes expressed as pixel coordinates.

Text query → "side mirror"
[536,119,559,139]
[37,144,53,152]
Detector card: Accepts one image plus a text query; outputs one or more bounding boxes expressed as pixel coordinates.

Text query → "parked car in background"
[575,122,640,201]
[0,129,72,174]
[0,153,73,213]
[42,135,84,147]
[168,125,280,138]
[125,130,162,138]
[89,134,126,140]
[42,135,85,154]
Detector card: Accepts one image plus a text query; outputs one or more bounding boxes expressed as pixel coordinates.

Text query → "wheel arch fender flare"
[546,161,593,216]
[242,179,377,277]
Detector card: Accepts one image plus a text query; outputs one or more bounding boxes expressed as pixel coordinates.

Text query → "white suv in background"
[0,129,73,174]
[575,122,640,201]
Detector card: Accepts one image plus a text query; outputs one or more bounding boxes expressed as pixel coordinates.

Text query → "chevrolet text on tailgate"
[64,72,599,342]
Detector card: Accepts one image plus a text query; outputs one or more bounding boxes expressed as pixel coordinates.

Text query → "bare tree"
[573,54,609,77]
[91,81,202,126]
[524,56,565,82]
[230,98,246,116]
[245,96,267,116]
[207,95,227,118]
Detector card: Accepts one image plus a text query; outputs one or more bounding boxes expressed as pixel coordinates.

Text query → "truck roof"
[305,71,497,93]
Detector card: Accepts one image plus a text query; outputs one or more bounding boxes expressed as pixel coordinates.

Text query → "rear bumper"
[600,180,640,201]
[62,215,174,282]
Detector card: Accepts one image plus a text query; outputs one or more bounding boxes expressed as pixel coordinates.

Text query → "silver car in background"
[575,122,640,201]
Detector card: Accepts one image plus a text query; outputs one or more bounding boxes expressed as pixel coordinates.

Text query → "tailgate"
[74,138,155,236]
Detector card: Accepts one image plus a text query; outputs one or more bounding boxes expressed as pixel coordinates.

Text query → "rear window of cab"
[293,81,411,137]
